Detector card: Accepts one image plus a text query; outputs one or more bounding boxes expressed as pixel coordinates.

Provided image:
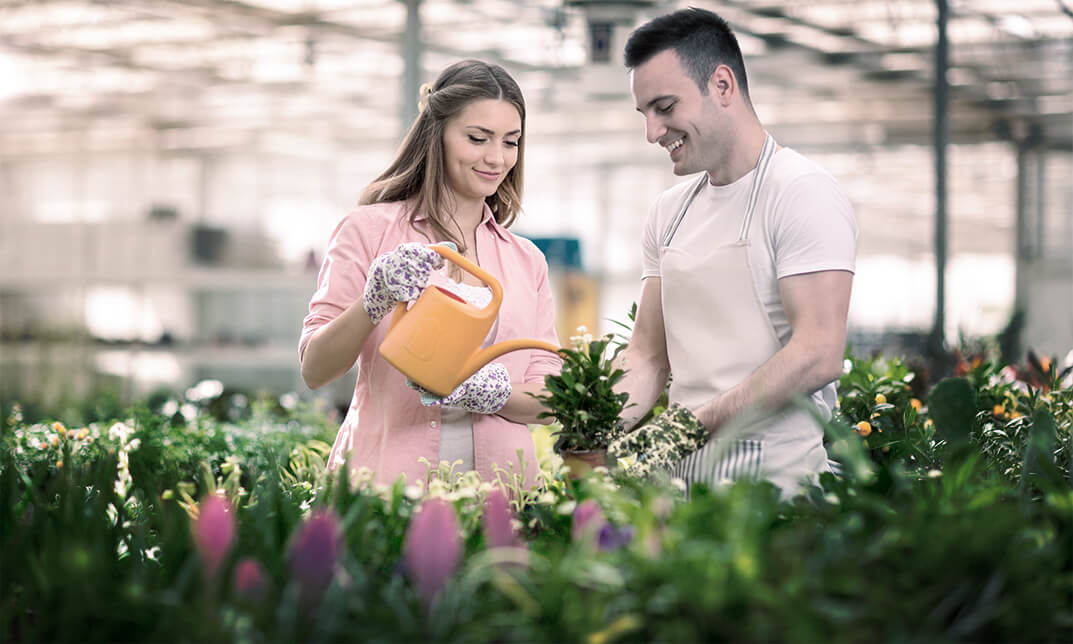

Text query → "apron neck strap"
[662,132,777,247]
[738,132,776,241]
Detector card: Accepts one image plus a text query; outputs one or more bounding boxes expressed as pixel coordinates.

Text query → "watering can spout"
[461,339,563,387]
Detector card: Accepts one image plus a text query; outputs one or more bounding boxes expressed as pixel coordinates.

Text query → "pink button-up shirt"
[300,200,562,486]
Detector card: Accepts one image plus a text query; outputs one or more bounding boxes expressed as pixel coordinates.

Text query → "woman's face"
[441,98,522,208]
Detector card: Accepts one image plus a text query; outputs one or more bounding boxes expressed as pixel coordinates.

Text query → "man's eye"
[656,104,674,115]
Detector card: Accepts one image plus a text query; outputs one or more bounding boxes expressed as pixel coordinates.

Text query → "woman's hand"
[410,363,512,415]
[362,242,447,324]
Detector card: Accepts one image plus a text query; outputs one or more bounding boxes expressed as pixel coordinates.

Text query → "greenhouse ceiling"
[0,0,1070,154]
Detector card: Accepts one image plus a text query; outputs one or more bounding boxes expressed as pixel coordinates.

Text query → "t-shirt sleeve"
[298,213,378,362]
[771,172,859,279]
[640,192,665,280]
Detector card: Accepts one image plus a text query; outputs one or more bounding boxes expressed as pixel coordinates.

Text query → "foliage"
[2,351,1072,643]
[530,329,630,453]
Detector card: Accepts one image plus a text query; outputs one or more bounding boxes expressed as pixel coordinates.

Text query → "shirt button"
[430,420,439,428]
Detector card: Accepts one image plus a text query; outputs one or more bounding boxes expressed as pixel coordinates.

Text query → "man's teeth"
[668,137,684,151]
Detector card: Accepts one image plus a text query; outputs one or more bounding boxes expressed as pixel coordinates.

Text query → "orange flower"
[993,404,1006,418]
[910,398,922,410]
[856,421,872,437]
[874,393,887,405]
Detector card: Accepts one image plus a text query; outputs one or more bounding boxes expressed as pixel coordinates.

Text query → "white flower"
[108,422,134,445]
[557,500,577,515]
[185,379,224,402]
[927,469,943,478]
[161,400,179,417]
[179,403,197,423]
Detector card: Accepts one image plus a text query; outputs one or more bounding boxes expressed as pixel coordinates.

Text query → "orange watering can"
[378,244,562,397]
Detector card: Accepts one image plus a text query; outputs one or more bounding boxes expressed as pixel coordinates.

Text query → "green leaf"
[928,377,977,446]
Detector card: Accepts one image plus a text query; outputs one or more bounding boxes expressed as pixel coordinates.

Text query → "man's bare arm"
[613,277,673,430]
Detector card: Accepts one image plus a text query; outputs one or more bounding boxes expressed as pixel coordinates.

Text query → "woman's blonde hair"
[360,59,526,254]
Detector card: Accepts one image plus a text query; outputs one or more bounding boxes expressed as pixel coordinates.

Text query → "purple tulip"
[571,499,607,546]
[597,523,635,551]
[482,488,519,549]
[192,495,235,578]
[403,498,462,606]
[233,557,269,602]
[288,508,343,602]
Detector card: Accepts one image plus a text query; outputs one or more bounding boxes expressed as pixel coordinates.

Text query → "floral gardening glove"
[409,363,512,415]
[362,242,451,325]
[608,402,710,477]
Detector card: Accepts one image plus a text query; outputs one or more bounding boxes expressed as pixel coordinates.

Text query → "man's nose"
[645,115,665,145]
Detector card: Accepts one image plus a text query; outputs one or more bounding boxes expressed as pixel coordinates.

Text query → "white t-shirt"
[641,146,859,411]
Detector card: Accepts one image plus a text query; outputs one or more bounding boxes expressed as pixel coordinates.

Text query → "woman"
[299,60,561,487]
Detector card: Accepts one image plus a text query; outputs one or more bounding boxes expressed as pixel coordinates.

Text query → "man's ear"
[708,65,735,105]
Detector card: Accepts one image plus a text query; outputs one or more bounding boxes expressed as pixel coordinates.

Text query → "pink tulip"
[192,494,235,578]
[288,509,343,602]
[482,488,520,549]
[233,557,268,602]
[571,499,606,546]
[403,498,462,606]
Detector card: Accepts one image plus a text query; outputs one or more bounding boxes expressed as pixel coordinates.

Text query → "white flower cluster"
[568,325,594,350]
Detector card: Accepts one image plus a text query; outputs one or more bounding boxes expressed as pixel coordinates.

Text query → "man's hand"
[362,242,448,324]
[410,362,512,415]
[608,402,709,476]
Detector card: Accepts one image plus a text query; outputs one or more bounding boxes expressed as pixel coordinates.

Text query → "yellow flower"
[992,404,1006,418]
[910,398,922,410]
[56,460,64,468]
[856,421,872,437]
[874,393,887,405]
[53,422,67,436]
[77,429,89,440]
[924,419,934,429]
[50,435,60,448]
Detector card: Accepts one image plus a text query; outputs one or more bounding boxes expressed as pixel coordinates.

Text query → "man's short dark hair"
[624,7,751,103]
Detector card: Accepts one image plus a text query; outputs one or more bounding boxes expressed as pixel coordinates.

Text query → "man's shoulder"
[766,148,842,192]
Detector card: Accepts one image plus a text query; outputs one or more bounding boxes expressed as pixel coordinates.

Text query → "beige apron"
[661,134,830,497]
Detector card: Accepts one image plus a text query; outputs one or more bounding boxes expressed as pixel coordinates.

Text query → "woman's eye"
[505,140,520,148]
[468,135,487,143]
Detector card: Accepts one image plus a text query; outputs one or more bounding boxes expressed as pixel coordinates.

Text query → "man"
[608,7,858,497]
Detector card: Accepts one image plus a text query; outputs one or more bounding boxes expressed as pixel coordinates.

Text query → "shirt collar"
[412,200,512,244]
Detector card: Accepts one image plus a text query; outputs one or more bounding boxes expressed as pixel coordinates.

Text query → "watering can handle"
[384,243,496,332]
[428,244,503,316]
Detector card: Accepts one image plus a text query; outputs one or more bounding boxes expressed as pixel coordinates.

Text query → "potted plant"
[531,327,630,477]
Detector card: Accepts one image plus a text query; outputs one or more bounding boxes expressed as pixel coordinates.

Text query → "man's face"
[630,49,727,177]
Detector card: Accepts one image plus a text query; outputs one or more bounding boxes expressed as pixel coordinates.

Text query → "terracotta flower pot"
[559,449,609,479]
